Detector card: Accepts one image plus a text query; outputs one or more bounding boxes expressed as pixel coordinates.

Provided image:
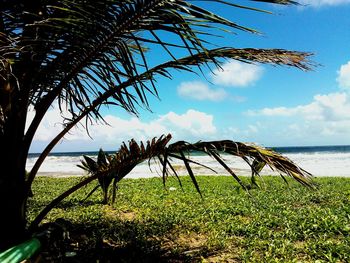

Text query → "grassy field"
[28,176,350,262]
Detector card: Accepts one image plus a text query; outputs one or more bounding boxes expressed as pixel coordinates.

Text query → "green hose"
[0,238,41,263]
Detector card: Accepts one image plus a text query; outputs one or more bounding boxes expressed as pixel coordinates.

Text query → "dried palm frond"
[80,134,313,203]
[78,134,172,203]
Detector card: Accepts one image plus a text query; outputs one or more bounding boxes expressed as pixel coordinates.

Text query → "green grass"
[28,176,350,262]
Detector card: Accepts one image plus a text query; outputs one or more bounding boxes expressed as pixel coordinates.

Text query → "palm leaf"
[3,0,307,138]
[79,134,313,203]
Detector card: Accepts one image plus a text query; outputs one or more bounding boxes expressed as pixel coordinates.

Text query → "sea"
[26,145,350,178]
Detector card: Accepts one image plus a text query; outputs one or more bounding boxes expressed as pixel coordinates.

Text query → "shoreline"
[35,171,350,179]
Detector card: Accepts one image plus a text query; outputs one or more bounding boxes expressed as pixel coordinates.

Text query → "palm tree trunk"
[0,109,29,250]
[0,175,28,251]
[103,188,109,205]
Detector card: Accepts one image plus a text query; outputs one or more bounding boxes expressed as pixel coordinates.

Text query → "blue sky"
[29,0,350,152]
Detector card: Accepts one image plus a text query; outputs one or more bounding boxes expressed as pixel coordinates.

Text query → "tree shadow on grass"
[55,199,102,209]
[40,218,213,262]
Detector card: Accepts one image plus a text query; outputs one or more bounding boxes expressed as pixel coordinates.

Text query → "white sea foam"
[283,152,350,177]
[26,151,350,178]
[26,155,83,176]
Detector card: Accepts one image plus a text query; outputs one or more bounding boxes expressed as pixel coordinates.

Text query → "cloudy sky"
[29,0,350,152]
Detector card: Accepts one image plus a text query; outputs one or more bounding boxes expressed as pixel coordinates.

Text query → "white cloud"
[26,108,84,142]
[241,60,350,145]
[177,81,227,101]
[249,61,350,122]
[337,61,350,89]
[177,60,263,102]
[245,92,350,143]
[211,60,263,87]
[299,0,350,6]
[158,109,216,135]
[246,106,297,117]
[27,108,217,151]
[247,92,350,122]
[222,122,264,144]
[93,110,217,143]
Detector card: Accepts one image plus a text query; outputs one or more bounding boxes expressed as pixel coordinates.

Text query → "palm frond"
[80,134,313,203]
[252,0,299,4]
[167,139,313,187]
[2,0,306,127]
[1,0,312,161]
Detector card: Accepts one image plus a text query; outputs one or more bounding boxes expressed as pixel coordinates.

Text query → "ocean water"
[26,145,350,178]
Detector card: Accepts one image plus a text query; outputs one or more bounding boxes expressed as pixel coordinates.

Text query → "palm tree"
[0,0,312,250]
